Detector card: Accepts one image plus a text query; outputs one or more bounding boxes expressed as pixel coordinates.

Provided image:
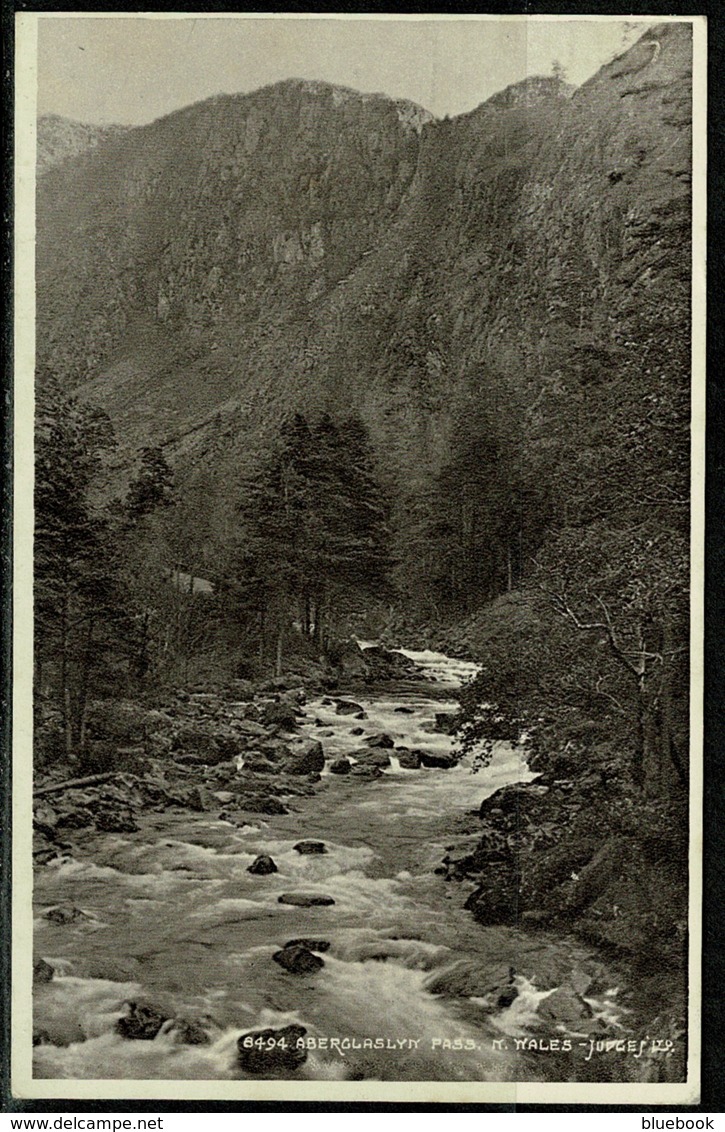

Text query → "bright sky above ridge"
[37,15,655,127]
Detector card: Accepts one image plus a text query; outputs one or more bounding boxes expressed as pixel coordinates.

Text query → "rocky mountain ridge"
[36,23,692,542]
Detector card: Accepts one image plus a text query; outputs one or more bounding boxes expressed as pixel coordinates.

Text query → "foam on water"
[32,644,622,1082]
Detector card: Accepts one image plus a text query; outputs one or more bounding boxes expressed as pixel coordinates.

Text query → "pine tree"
[35,380,128,760]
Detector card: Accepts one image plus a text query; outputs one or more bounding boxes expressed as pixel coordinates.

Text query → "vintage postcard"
[12,12,705,1104]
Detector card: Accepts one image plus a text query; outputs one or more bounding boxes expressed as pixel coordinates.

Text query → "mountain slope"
[37,113,129,174]
[36,25,692,538]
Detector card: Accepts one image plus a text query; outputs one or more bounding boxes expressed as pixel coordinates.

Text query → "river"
[33,648,626,1083]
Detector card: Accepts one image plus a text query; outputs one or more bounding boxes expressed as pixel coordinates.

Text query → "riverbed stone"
[283,938,331,952]
[283,739,324,775]
[349,764,383,779]
[396,749,422,769]
[278,893,335,907]
[538,988,593,1027]
[239,794,288,815]
[354,749,391,768]
[162,1016,215,1045]
[95,806,138,833]
[364,732,394,749]
[293,840,327,855]
[237,1024,308,1074]
[33,958,55,984]
[335,700,364,715]
[43,904,86,925]
[419,751,456,769]
[248,854,278,875]
[273,945,325,974]
[262,701,299,729]
[479,783,550,821]
[116,1001,170,1040]
[330,758,352,775]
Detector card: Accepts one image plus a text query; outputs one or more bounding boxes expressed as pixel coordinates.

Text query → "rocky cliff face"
[37,114,129,175]
[36,24,692,523]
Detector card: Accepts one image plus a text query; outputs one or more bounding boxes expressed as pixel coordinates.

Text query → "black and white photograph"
[12,12,705,1103]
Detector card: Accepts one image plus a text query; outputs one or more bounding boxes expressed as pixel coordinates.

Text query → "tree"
[125,446,174,520]
[35,380,129,760]
[233,412,392,672]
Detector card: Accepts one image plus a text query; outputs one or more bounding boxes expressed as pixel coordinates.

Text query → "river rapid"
[33,648,626,1083]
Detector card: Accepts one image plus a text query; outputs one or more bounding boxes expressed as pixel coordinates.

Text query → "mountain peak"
[256,77,436,130]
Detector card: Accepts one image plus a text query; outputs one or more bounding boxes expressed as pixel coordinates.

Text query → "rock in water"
[364,732,394,749]
[329,758,352,775]
[418,750,456,769]
[293,840,327,855]
[283,739,325,775]
[278,893,335,907]
[354,749,391,768]
[116,1001,170,1040]
[33,958,54,984]
[161,1016,214,1045]
[349,764,383,779]
[95,807,138,833]
[497,986,519,1009]
[538,988,593,1026]
[335,700,365,715]
[396,749,422,769]
[273,945,325,974]
[283,938,331,953]
[247,854,278,875]
[43,904,86,924]
[237,1024,308,1074]
[263,702,299,729]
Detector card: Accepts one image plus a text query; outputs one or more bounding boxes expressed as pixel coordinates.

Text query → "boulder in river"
[396,749,422,770]
[433,712,457,734]
[116,1001,170,1041]
[278,893,335,907]
[160,1016,215,1045]
[419,751,456,769]
[354,749,391,768]
[248,854,278,875]
[236,720,269,738]
[283,739,325,776]
[273,945,325,975]
[33,804,58,836]
[33,958,54,984]
[237,1024,308,1074]
[95,807,138,833]
[186,785,215,811]
[335,700,365,716]
[364,732,394,749]
[349,727,365,736]
[329,758,352,775]
[262,701,299,730]
[283,938,331,953]
[43,904,86,925]
[349,764,383,779]
[239,794,289,815]
[241,752,279,775]
[479,783,550,821]
[537,988,593,1027]
[293,840,327,855]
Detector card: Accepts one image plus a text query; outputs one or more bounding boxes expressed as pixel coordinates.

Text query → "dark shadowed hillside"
[36,24,691,560]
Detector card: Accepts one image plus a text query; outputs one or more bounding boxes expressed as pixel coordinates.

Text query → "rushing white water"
[33,649,624,1083]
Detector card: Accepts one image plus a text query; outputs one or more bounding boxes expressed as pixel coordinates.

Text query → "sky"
[35,15,656,127]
